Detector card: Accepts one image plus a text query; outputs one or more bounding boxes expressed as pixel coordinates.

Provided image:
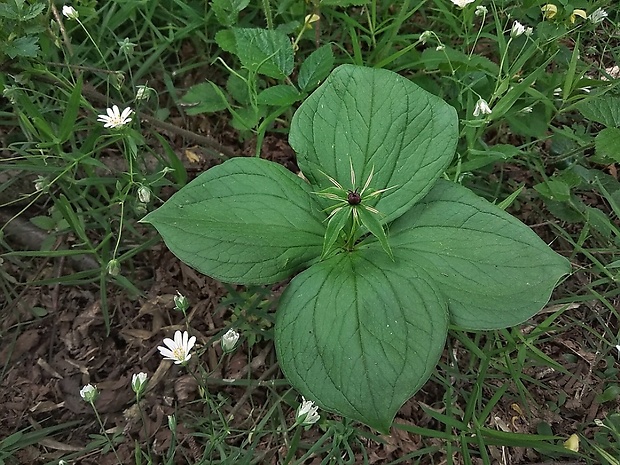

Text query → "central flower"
[313,161,395,259]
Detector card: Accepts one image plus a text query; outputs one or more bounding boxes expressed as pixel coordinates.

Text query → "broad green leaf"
[142,158,326,284]
[24,2,46,20]
[290,65,458,224]
[211,0,250,27]
[384,180,570,330]
[227,72,250,104]
[215,29,237,54]
[298,44,334,92]
[533,178,571,202]
[595,127,620,162]
[577,96,620,128]
[276,247,448,432]
[6,35,39,58]
[586,207,616,239]
[230,105,264,131]
[232,27,294,79]
[257,85,301,106]
[180,81,229,114]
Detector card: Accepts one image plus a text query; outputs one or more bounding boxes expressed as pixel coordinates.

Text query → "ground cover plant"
[0,0,619,464]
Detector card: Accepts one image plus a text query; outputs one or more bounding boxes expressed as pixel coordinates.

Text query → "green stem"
[261,0,273,29]
[90,401,123,464]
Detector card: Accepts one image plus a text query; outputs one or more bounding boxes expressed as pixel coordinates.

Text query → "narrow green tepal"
[141,158,326,285]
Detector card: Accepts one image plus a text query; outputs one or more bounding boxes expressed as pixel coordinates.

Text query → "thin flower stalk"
[80,384,122,464]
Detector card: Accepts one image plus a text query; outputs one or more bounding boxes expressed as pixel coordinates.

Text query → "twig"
[49,4,74,57]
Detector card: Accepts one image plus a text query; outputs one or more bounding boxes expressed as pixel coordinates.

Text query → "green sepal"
[322,207,349,259]
[356,206,393,260]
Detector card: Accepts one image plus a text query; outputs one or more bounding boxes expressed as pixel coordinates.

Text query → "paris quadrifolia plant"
[142,65,570,432]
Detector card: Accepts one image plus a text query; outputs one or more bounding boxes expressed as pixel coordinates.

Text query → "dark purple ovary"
[347,190,361,205]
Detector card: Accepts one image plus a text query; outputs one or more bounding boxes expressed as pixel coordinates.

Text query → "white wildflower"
[436,45,445,51]
[137,186,151,203]
[589,8,607,24]
[158,330,196,365]
[419,31,432,44]
[295,396,320,426]
[135,85,153,101]
[450,0,476,8]
[475,6,488,16]
[118,38,137,55]
[62,5,78,19]
[221,329,240,353]
[473,98,492,117]
[34,176,47,192]
[510,21,527,37]
[96,105,133,129]
[106,259,120,276]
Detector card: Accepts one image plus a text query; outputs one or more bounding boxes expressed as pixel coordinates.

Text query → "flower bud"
[106,259,120,276]
[221,329,240,353]
[131,372,148,396]
[173,291,189,312]
[137,186,151,203]
[511,21,526,37]
[62,5,79,19]
[80,384,98,403]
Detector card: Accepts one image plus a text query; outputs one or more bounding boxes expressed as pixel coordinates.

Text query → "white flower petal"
[120,107,132,119]
[158,330,195,364]
[157,346,174,358]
